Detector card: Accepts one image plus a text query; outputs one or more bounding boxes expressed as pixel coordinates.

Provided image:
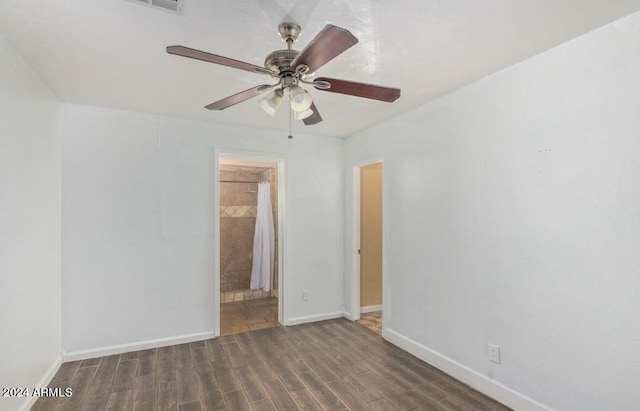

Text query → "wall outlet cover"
[488,343,501,364]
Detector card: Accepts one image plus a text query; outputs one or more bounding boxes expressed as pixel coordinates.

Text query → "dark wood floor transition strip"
[32,319,511,410]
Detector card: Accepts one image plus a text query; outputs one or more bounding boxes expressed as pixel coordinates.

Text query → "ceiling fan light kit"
[294,108,314,121]
[288,85,313,112]
[166,22,401,136]
[258,89,283,117]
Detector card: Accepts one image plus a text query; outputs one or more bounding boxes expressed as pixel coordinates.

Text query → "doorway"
[357,162,383,334]
[217,156,282,336]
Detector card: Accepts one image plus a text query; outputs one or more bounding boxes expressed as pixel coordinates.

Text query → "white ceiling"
[1,0,640,138]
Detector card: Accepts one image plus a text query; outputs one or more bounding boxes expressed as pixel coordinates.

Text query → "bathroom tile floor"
[357,310,383,335]
[220,297,280,336]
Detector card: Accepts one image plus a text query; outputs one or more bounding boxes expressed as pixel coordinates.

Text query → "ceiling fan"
[166,22,400,129]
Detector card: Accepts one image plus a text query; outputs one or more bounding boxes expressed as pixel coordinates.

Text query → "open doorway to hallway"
[218,158,280,336]
[357,162,383,334]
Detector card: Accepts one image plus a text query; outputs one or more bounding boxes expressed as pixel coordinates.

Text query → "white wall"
[61,104,344,354]
[345,11,640,411]
[0,36,61,411]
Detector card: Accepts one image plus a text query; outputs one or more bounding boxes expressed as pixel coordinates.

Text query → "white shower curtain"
[250,182,275,291]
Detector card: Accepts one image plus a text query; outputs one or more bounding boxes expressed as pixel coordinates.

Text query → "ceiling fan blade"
[205,85,273,110]
[290,25,358,74]
[303,102,323,125]
[167,45,273,75]
[313,77,401,102]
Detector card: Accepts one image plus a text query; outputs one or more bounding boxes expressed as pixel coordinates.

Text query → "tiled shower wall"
[219,165,278,295]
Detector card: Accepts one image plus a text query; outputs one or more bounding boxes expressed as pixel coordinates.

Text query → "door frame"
[349,159,385,322]
[213,149,286,336]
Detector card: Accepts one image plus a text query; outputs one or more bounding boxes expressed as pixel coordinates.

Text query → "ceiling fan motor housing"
[264,49,300,74]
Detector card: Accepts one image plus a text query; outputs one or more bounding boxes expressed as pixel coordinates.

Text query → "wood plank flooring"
[32,319,511,410]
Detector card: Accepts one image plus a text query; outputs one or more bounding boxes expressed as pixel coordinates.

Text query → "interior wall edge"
[16,355,63,411]
[286,311,345,326]
[62,331,215,363]
[360,304,382,314]
[342,311,355,321]
[383,328,555,411]
[1,33,62,411]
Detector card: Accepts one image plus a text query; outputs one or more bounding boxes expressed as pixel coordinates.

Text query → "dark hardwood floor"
[32,319,511,410]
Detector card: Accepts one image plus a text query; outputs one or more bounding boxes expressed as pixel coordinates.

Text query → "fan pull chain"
[288,93,293,139]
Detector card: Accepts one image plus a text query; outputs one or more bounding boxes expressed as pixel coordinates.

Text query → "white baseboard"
[383,328,555,411]
[19,354,63,411]
[63,331,216,362]
[360,304,382,314]
[287,311,345,326]
[342,311,355,321]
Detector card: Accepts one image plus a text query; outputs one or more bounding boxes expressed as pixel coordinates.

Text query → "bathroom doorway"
[357,162,383,334]
[217,157,282,336]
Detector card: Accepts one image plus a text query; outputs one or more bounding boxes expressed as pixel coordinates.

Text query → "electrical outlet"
[488,344,501,364]
[302,290,310,301]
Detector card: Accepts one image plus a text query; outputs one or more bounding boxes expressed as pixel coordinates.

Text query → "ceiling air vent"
[130,0,184,14]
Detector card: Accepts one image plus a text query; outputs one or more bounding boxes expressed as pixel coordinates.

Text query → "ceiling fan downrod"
[278,22,301,50]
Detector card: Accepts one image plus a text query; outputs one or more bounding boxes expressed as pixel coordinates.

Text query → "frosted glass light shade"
[289,85,312,112]
[294,108,314,120]
[258,89,283,116]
